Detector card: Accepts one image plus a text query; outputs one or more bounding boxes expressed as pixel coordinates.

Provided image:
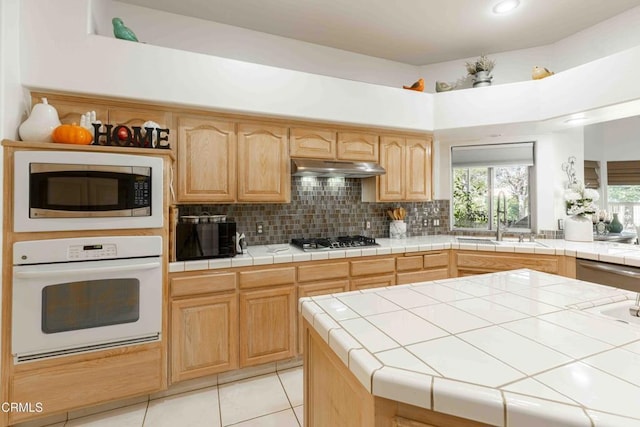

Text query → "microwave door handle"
[14,261,161,279]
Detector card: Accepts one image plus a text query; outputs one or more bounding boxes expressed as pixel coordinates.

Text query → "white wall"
[104,2,640,94]
[19,0,433,132]
[422,6,640,93]
[106,1,422,89]
[435,128,584,232]
[584,116,640,208]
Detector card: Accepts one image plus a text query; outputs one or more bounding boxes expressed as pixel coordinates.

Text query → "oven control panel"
[13,236,161,265]
[68,244,117,260]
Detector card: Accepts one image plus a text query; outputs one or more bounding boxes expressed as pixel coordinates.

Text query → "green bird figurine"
[112,17,139,42]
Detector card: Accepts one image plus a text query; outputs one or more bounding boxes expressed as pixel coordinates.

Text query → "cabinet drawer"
[351,274,395,291]
[397,256,423,272]
[171,272,236,297]
[10,345,162,423]
[239,267,296,289]
[456,252,559,273]
[298,262,349,283]
[397,269,448,285]
[350,258,395,277]
[423,252,449,269]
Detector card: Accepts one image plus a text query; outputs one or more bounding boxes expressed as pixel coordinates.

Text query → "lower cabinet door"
[240,286,296,367]
[171,293,238,383]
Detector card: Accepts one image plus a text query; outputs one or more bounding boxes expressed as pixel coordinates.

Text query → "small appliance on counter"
[175,215,236,261]
[291,235,378,252]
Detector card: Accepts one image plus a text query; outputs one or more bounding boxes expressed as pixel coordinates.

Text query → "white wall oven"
[14,151,163,232]
[12,236,162,363]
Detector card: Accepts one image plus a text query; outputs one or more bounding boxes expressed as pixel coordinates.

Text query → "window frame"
[450,143,536,233]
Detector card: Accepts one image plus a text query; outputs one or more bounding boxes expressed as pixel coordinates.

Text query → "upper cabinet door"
[237,123,290,203]
[176,115,236,203]
[337,132,379,161]
[405,138,432,201]
[378,136,405,201]
[290,127,336,159]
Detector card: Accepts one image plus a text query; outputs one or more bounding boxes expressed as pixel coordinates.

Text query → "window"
[607,160,640,229]
[451,143,534,231]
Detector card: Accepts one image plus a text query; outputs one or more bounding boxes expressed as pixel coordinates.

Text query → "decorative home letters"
[92,123,170,149]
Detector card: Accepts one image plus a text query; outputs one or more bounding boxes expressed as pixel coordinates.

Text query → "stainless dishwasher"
[576,259,640,293]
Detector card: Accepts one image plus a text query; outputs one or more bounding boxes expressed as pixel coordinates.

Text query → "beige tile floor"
[24,367,303,427]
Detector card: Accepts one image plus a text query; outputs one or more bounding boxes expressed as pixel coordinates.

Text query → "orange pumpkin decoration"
[52,123,93,145]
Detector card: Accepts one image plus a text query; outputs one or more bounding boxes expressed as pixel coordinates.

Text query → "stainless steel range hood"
[291,159,385,178]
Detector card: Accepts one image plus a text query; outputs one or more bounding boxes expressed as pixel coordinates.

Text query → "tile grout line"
[275,370,302,427]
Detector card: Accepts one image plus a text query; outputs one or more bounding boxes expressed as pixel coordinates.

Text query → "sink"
[456,238,548,248]
[456,238,497,245]
[499,241,549,248]
[585,300,640,326]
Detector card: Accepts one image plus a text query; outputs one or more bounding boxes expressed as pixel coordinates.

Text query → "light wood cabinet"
[453,251,562,276]
[237,122,290,203]
[304,320,492,427]
[171,293,238,382]
[170,272,238,383]
[397,252,449,285]
[350,257,396,290]
[290,127,336,159]
[176,115,236,202]
[10,345,163,424]
[350,258,396,277]
[363,135,432,202]
[337,132,379,161]
[351,274,396,290]
[240,286,296,366]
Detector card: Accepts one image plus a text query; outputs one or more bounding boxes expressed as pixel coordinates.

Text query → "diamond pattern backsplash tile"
[178,176,450,246]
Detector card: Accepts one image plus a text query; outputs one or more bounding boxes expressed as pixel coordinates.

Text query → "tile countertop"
[299,269,640,427]
[169,236,640,273]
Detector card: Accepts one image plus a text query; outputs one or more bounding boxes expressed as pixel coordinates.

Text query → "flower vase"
[472,71,493,87]
[564,215,593,242]
[609,213,623,233]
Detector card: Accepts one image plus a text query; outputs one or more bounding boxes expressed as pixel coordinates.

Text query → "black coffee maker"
[175,216,236,261]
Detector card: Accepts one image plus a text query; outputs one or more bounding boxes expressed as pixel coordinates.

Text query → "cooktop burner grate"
[291,236,378,251]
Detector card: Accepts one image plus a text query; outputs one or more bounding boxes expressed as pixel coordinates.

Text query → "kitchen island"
[300,269,640,426]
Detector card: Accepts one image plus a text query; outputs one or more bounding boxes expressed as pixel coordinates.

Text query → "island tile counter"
[169,236,640,273]
[299,269,640,426]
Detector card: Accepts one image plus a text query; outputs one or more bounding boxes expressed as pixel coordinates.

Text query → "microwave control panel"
[67,244,117,260]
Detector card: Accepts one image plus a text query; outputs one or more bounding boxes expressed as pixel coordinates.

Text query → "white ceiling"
[118,0,640,65]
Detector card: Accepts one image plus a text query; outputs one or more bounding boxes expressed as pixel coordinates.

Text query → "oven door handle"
[14,261,161,279]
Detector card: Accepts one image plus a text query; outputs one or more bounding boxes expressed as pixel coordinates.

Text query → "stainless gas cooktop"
[291,235,378,252]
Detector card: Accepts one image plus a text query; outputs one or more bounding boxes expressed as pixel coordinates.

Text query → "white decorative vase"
[389,220,406,239]
[18,97,61,142]
[564,215,593,242]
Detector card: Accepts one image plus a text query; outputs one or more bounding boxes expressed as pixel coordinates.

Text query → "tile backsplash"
[177,176,450,246]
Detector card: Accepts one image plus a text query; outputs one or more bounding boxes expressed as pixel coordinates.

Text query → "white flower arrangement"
[564,183,599,216]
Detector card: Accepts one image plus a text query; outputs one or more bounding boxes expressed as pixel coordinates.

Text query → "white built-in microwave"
[13,151,163,232]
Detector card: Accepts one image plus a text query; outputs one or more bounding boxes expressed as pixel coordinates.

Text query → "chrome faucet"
[496,191,507,241]
[630,293,640,318]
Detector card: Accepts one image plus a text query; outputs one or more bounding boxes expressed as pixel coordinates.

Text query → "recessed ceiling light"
[493,0,520,14]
